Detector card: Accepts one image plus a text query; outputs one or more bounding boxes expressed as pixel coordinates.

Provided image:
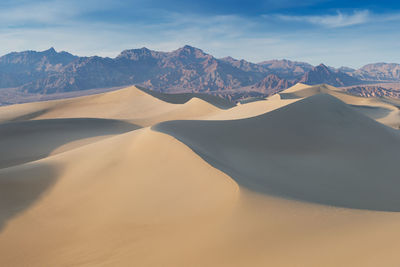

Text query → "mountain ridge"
[0,46,399,102]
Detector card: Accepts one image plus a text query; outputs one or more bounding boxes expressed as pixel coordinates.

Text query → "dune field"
[1,84,400,266]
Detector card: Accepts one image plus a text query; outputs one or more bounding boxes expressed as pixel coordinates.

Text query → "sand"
[155,94,400,211]
[1,84,400,266]
[0,86,224,126]
[204,83,400,129]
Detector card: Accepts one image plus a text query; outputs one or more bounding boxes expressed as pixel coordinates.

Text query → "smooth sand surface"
[279,83,400,129]
[0,128,239,266]
[203,83,400,129]
[155,94,400,211]
[1,84,400,266]
[136,86,235,109]
[0,86,224,126]
[0,118,139,169]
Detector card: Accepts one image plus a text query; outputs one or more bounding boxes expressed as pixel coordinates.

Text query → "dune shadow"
[350,104,392,119]
[9,109,51,122]
[153,94,400,212]
[0,162,58,232]
[136,85,236,109]
[279,93,302,99]
[0,118,140,169]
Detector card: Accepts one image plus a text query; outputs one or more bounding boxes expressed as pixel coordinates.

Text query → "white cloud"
[276,10,370,28]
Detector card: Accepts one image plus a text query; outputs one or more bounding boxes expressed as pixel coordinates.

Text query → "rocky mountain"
[0,48,77,89]
[299,64,363,87]
[347,63,400,81]
[249,74,295,95]
[345,86,400,98]
[1,46,400,102]
[258,59,313,79]
[17,46,269,94]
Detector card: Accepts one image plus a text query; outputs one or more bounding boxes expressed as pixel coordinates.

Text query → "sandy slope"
[136,86,235,109]
[0,128,238,266]
[1,85,400,266]
[204,83,400,129]
[155,94,400,211]
[2,127,400,267]
[0,118,138,169]
[205,94,299,120]
[0,86,224,126]
[279,83,400,129]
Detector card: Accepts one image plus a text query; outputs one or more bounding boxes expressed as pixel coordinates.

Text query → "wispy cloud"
[276,10,370,28]
[0,0,114,26]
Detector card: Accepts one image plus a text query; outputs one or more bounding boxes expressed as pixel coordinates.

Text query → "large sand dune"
[136,85,235,109]
[0,86,226,126]
[155,94,400,211]
[1,84,400,266]
[204,83,400,129]
[0,128,238,266]
[279,83,400,129]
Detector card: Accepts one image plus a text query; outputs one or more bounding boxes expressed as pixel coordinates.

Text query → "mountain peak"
[44,47,57,54]
[182,44,198,50]
[316,63,330,70]
[175,45,205,55]
[117,47,158,60]
[300,63,362,86]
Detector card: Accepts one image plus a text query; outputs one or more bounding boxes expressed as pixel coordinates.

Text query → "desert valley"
[1,81,400,266]
[2,0,400,265]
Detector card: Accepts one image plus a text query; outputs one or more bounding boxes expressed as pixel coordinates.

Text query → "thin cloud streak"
[275,10,370,28]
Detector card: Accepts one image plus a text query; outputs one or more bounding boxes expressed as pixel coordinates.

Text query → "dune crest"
[155,94,400,211]
[0,128,239,266]
[0,86,227,126]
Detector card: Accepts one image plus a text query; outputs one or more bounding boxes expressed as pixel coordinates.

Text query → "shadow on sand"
[0,163,58,232]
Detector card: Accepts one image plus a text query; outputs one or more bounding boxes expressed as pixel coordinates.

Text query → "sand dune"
[0,118,138,169]
[136,86,235,109]
[2,126,400,267]
[0,128,238,266]
[0,86,226,126]
[205,93,299,120]
[155,94,400,211]
[1,84,400,266]
[204,83,400,129]
[279,83,400,128]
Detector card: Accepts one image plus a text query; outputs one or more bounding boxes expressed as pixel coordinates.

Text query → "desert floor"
[1,84,400,266]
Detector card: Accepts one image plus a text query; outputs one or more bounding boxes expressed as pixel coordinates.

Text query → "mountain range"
[1,45,399,102]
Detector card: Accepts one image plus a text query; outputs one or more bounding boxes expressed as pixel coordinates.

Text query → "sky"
[1,0,400,68]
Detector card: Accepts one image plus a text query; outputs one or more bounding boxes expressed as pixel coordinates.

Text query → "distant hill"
[0,46,400,103]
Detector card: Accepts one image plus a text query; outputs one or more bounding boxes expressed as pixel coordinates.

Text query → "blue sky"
[1,0,400,68]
